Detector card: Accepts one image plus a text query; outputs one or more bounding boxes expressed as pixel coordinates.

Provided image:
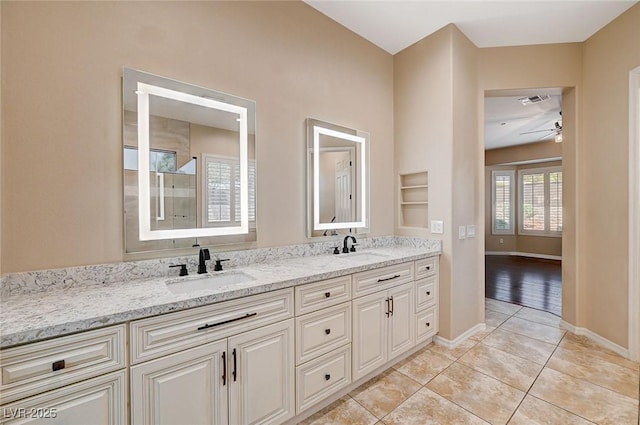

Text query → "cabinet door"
[228,319,294,425]
[351,292,388,381]
[388,282,415,360]
[130,340,227,425]
[0,371,125,425]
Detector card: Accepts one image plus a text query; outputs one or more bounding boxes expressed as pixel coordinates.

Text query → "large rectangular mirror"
[306,118,369,238]
[123,68,257,253]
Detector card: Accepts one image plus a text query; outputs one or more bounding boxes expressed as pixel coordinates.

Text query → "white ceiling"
[304,0,637,54]
[304,0,637,150]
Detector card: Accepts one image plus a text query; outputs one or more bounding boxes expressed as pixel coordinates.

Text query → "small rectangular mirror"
[123,68,257,253]
[306,118,369,238]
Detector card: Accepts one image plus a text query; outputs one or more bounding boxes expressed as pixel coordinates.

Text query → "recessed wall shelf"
[399,171,428,229]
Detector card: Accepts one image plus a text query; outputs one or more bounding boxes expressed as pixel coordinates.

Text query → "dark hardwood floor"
[485,255,562,316]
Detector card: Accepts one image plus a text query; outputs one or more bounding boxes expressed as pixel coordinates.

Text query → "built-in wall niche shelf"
[399,171,428,229]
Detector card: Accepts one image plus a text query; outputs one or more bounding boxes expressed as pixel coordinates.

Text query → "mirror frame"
[124,68,254,242]
[306,118,369,237]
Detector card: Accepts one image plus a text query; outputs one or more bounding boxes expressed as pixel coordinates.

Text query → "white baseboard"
[486,251,562,261]
[434,323,486,349]
[560,320,630,359]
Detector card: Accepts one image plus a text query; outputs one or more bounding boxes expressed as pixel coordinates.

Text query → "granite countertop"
[0,245,440,348]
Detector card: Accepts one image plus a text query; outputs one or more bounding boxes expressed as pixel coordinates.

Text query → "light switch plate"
[466,225,476,238]
[430,220,444,234]
[458,225,466,240]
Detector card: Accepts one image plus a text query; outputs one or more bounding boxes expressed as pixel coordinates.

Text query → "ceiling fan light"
[555,133,563,143]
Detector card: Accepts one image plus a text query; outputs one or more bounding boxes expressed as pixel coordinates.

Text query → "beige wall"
[450,26,482,339]
[394,25,482,340]
[485,159,563,257]
[1,1,394,272]
[485,140,562,166]
[580,3,640,347]
[0,1,3,277]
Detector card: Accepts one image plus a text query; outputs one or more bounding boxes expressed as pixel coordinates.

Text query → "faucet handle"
[350,244,359,253]
[214,259,230,271]
[333,247,340,255]
[169,264,188,276]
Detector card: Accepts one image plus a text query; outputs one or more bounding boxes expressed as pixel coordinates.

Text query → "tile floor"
[299,298,640,425]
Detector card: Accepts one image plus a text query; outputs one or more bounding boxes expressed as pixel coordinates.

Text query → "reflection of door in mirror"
[306,117,369,238]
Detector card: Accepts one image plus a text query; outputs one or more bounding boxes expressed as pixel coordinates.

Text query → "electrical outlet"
[430,220,444,234]
[466,225,476,238]
[499,238,504,244]
[458,225,466,240]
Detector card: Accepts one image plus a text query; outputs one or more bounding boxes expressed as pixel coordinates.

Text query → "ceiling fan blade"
[520,128,556,135]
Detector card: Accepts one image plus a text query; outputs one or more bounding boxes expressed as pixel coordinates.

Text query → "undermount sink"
[335,252,389,261]
[166,271,255,294]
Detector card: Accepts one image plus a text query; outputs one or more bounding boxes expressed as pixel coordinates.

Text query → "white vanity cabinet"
[351,281,415,380]
[130,289,295,425]
[0,325,127,425]
[414,256,439,343]
[293,277,353,414]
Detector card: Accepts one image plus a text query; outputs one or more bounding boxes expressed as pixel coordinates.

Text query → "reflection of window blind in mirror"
[399,171,428,228]
[204,155,256,227]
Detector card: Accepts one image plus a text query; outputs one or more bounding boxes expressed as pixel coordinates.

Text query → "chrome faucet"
[342,235,357,253]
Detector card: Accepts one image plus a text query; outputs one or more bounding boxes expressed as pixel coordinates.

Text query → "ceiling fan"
[520,120,562,136]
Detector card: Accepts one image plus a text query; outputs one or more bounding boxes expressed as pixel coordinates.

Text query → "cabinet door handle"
[425,266,431,271]
[325,328,331,335]
[389,296,394,316]
[232,348,237,382]
[222,351,227,386]
[426,291,431,296]
[325,374,331,381]
[385,298,390,317]
[378,274,401,283]
[325,292,331,298]
[197,313,257,331]
[52,360,65,372]
[426,322,431,327]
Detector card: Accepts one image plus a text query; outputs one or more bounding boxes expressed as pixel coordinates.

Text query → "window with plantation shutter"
[492,170,515,235]
[518,166,562,236]
[203,154,256,228]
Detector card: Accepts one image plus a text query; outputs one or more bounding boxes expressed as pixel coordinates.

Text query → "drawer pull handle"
[426,291,431,296]
[325,374,331,381]
[425,266,431,271]
[52,360,65,372]
[325,292,331,298]
[426,322,431,327]
[325,328,331,335]
[378,274,401,283]
[232,349,237,382]
[197,313,257,331]
[222,351,227,386]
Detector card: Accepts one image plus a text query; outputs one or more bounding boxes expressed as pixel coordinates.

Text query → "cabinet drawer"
[415,256,438,280]
[0,370,127,425]
[296,345,351,414]
[353,262,414,297]
[416,306,438,343]
[131,288,293,364]
[295,303,351,365]
[415,276,437,312]
[295,276,351,316]
[0,325,126,405]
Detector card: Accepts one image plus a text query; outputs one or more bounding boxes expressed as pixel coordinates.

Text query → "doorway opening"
[484,88,564,316]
